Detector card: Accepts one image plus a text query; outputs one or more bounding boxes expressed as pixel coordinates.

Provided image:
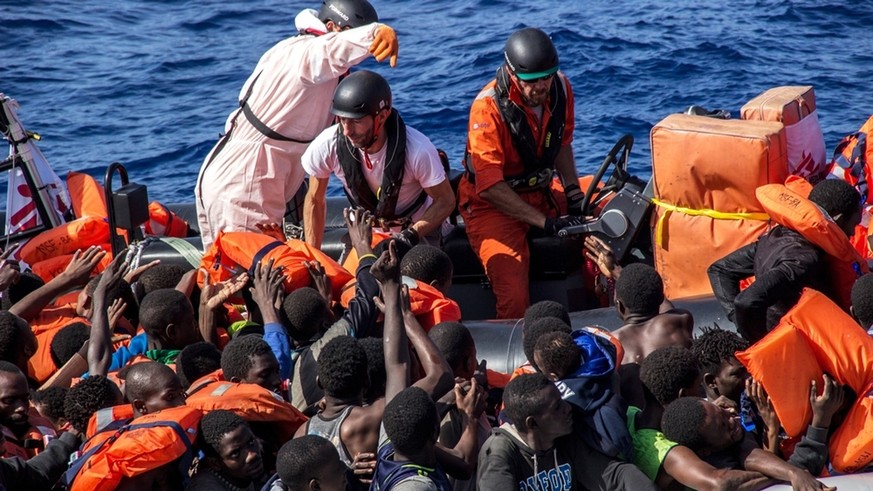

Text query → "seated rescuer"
[302,70,455,248]
[458,27,586,319]
[708,178,863,342]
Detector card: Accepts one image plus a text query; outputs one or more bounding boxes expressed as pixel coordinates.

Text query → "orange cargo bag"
[741,86,826,182]
[650,114,788,298]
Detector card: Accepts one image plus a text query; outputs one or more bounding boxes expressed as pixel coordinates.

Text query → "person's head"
[0,362,30,430]
[383,387,439,456]
[276,435,348,491]
[503,373,572,444]
[282,287,329,343]
[50,321,90,368]
[176,341,222,389]
[318,0,377,32]
[359,337,386,402]
[78,275,138,324]
[533,331,580,381]
[317,336,367,401]
[139,288,198,349]
[524,300,571,327]
[522,316,571,367]
[221,335,281,392]
[136,264,188,300]
[808,178,862,237]
[64,375,124,433]
[30,387,68,428]
[503,27,560,107]
[0,311,36,373]
[124,361,186,418]
[851,273,873,329]
[198,410,264,486]
[400,245,454,294]
[429,322,477,380]
[374,236,413,263]
[614,263,664,318]
[639,346,703,407]
[691,326,749,403]
[0,271,43,311]
[662,397,744,455]
[331,70,392,151]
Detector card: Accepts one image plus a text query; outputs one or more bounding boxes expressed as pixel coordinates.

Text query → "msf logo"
[329,4,349,21]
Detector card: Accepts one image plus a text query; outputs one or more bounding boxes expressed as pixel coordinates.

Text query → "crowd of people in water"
[5,0,873,489]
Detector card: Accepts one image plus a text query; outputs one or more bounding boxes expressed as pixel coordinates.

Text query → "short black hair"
[138,264,188,296]
[524,300,571,327]
[317,336,367,399]
[276,435,338,489]
[374,237,412,263]
[64,375,120,433]
[503,372,553,426]
[383,387,437,455]
[640,346,700,407]
[428,322,474,374]
[50,322,90,368]
[522,317,571,366]
[0,360,21,375]
[0,312,25,363]
[809,178,861,218]
[615,263,664,315]
[31,387,67,423]
[692,326,749,378]
[281,287,327,343]
[221,335,274,382]
[400,245,453,287]
[139,288,193,339]
[0,271,44,310]
[176,342,222,389]
[533,331,580,379]
[661,397,708,451]
[852,273,873,328]
[359,337,386,402]
[198,409,249,457]
[125,361,179,402]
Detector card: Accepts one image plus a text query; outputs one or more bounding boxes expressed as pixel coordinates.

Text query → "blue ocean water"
[2,0,873,203]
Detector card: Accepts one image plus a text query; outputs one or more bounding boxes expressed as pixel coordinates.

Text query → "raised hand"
[305,260,332,306]
[255,222,286,242]
[810,373,846,429]
[370,240,400,284]
[123,259,160,284]
[201,270,250,310]
[455,377,487,420]
[60,245,108,287]
[344,207,374,257]
[584,235,620,279]
[0,249,20,291]
[250,259,284,324]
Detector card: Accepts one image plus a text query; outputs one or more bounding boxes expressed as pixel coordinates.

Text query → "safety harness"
[335,108,427,221]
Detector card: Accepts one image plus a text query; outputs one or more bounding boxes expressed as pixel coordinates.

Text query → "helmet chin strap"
[363,110,388,151]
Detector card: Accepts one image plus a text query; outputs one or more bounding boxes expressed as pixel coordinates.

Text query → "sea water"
[2,0,872,203]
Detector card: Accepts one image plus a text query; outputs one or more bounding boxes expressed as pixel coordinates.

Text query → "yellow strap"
[650,198,770,247]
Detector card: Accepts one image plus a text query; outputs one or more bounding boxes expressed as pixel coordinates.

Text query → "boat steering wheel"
[580,134,634,216]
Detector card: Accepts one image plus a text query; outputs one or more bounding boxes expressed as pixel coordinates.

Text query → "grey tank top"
[306,405,355,467]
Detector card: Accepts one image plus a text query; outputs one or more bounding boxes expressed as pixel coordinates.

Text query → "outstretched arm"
[373,241,408,404]
[410,179,455,239]
[401,285,453,400]
[87,252,129,377]
[662,445,774,491]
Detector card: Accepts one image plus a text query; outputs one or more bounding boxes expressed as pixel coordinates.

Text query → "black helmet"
[503,28,560,81]
[331,70,392,119]
[318,0,378,30]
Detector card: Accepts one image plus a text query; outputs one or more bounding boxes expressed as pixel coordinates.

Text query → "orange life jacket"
[285,239,354,300]
[30,243,112,283]
[185,369,225,397]
[340,276,461,332]
[200,231,311,293]
[736,289,873,472]
[825,115,873,258]
[15,216,110,265]
[755,178,868,310]
[144,201,189,238]
[85,404,136,440]
[67,171,108,218]
[27,313,89,384]
[66,405,202,491]
[185,380,307,444]
[0,411,57,460]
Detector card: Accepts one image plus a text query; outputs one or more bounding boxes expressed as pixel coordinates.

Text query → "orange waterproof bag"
[650,114,788,298]
[66,405,202,491]
[741,86,826,182]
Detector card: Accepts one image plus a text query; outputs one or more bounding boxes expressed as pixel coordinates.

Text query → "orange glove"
[369,24,398,67]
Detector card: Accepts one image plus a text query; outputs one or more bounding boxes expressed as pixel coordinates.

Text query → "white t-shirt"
[302,122,447,223]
